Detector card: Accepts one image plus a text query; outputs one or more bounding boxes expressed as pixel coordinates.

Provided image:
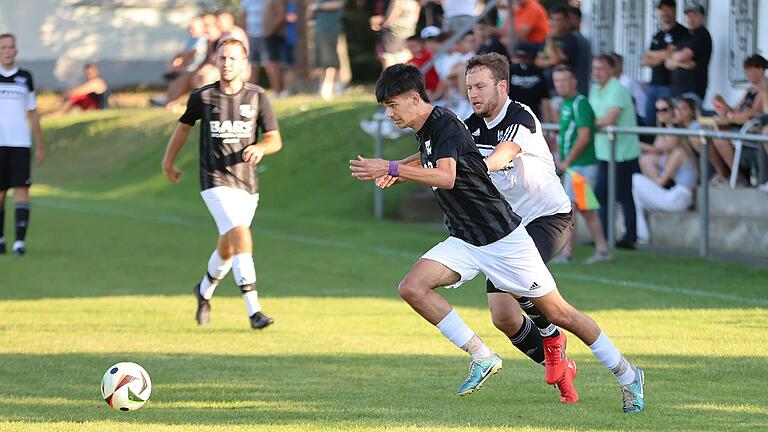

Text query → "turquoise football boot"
[456,353,503,396]
[621,366,645,413]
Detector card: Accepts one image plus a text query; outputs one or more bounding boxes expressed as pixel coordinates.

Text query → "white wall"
[0,0,203,89]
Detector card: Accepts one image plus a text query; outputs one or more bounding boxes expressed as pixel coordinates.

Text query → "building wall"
[581,0,767,110]
[0,0,204,89]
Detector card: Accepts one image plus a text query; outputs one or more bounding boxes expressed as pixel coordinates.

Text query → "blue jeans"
[645,84,671,126]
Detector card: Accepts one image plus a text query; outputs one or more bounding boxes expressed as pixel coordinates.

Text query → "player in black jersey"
[0,33,45,256]
[162,39,282,330]
[350,64,645,412]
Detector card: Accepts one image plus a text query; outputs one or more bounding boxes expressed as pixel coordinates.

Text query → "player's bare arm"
[483,141,521,172]
[162,122,192,183]
[243,130,282,165]
[350,155,456,189]
[28,109,44,166]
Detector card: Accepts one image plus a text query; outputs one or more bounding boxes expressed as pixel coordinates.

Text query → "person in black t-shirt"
[162,39,283,330]
[508,41,549,120]
[350,64,645,412]
[642,0,688,125]
[535,5,579,94]
[667,4,711,104]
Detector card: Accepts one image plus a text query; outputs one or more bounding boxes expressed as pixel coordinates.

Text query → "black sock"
[15,202,29,242]
[517,296,560,338]
[509,316,545,365]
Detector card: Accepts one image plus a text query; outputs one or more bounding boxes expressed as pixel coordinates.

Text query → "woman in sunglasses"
[638,98,675,178]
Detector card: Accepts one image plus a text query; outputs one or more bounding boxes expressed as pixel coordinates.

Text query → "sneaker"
[194,283,210,326]
[456,353,503,396]
[585,250,613,264]
[621,366,645,413]
[543,333,568,385]
[250,311,274,329]
[615,239,637,250]
[12,240,25,256]
[555,358,579,403]
[550,254,573,264]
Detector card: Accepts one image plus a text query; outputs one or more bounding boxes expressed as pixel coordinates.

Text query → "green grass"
[0,96,767,432]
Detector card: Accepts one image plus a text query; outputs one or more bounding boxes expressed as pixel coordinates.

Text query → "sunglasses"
[655,106,670,113]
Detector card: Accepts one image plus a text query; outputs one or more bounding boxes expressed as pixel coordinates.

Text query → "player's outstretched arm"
[243,130,282,165]
[162,123,192,183]
[350,156,456,189]
[484,140,521,172]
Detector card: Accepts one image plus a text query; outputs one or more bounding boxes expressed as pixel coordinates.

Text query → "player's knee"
[397,277,425,302]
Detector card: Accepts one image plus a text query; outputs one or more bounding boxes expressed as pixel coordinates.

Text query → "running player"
[391,53,577,402]
[0,33,45,256]
[161,38,282,330]
[350,64,644,412]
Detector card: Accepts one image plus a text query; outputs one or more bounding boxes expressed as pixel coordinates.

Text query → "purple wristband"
[388,161,400,177]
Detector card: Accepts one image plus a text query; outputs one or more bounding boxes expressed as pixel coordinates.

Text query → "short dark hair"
[676,96,697,113]
[611,52,624,65]
[0,33,15,42]
[406,35,422,43]
[551,5,570,17]
[375,64,430,103]
[552,64,575,78]
[216,38,248,56]
[569,7,582,18]
[594,54,616,69]
[465,52,509,84]
[657,0,676,9]
[744,54,768,70]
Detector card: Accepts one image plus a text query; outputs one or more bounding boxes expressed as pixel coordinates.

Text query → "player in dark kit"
[0,33,45,256]
[350,64,645,412]
[162,38,283,330]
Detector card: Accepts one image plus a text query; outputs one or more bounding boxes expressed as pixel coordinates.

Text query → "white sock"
[12,240,24,250]
[242,291,261,316]
[436,309,491,359]
[199,250,232,300]
[539,324,558,337]
[232,253,258,316]
[589,331,636,385]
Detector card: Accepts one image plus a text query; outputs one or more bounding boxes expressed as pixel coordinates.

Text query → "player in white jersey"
[0,34,45,256]
[162,39,282,330]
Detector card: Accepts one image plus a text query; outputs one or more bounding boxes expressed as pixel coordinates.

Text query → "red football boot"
[543,332,568,385]
[556,358,579,403]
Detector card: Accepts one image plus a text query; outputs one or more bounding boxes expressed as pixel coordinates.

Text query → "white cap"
[420,26,441,39]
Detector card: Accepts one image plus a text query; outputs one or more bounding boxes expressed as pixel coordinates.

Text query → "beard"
[475,91,500,118]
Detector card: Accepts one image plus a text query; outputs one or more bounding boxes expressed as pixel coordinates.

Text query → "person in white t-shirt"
[0,33,44,256]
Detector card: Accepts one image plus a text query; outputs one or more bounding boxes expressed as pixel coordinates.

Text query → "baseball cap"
[684,3,706,15]
[420,26,441,40]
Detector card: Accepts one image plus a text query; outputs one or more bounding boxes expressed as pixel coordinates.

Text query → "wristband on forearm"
[388,161,400,177]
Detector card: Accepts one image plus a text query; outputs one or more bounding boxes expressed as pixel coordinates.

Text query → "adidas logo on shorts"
[529,282,540,291]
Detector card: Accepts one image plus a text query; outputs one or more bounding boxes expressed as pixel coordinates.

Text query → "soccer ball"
[101,362,152,411]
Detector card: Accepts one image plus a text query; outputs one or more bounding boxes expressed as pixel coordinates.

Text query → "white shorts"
[421,226,556,298]
[200,186,260,235]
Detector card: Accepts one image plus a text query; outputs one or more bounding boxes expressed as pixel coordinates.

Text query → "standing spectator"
[262,0,287,93]
[375,0,421,67]
[241,0,270,85]
[611,53,647,125]
[0,33,45,256]
[309,0,344,100]
[642,0,688,126]
[552,65,612,263]
[568,7,591,98]
[511,0,550,48]
[667,4,711,106]
[508,42,548,120]
[406,35,439,94]
[535,6,580,94]
[279,0,299,97]
[589,54,641,250]
[474,17,509,59]
[441,0,477,34]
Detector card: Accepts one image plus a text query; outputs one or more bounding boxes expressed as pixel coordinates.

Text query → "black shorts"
[486,211,573,294]
[0,147,32,191]
[266,34,285,63]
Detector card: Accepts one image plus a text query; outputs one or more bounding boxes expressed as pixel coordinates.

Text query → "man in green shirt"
[588,54,641,250]
[553,65,612,263]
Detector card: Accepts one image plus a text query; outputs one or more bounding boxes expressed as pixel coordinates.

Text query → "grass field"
[1,96,767,432]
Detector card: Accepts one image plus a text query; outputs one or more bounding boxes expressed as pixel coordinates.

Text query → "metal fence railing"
[369,118,768,258]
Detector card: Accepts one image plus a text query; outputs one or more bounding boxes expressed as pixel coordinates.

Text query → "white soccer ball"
[101,362,152,411]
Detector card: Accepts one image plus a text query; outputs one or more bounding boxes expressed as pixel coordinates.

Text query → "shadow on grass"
[0,353,765,431]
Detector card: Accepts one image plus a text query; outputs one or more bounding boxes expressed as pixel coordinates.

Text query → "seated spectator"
[711,54,768,185]
[51,63,108,115]
[508,41,548,120]
[163,16,208,82]
[217,11,249,50]
[639,97,675,176]
[633,97,699,243]
[406,35,439,94]
[474,17,508,59]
